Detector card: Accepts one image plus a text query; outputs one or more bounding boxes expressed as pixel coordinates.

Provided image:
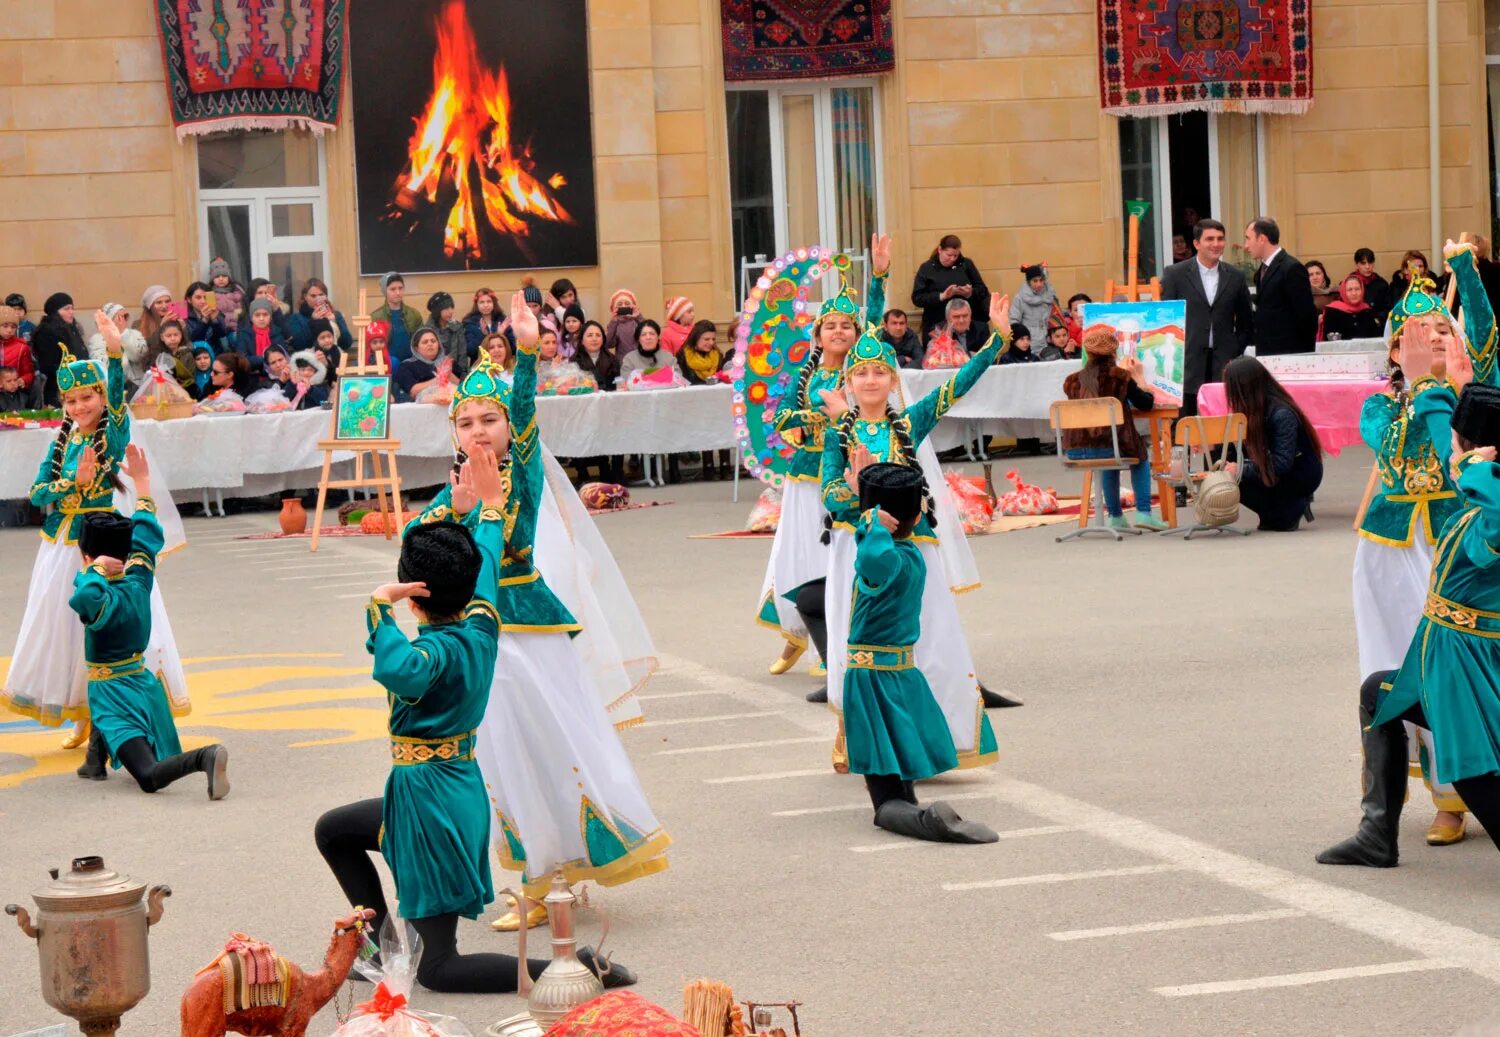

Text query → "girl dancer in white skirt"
[817,292,1014,772]
[1,311,189,760]
[1350,241,1494,848]
[757,235,890,685]
[408,293,667,932]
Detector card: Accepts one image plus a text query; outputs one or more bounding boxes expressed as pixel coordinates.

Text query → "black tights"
[113,737,204,794]
[795,579,828,664]
[1363,672,1500,852]
[864,774,916,811]
[314,798,548,993]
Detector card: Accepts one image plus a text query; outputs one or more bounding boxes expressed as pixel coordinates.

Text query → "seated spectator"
[574,320,616,391]
[207,257,245,332]
[480,331,515,375]
[1390,249,1429,302]
[1172,232,1193,263]
[425,291,469,373]
[605,290,641,355]
[183,280,229,353]
[1065,292,1092,345]
[1306,261,1335,318]
[462,288,508,357]
[678,320,728,385]
[1349,248,1393,321]
[520,278,547,325]
[364,320,389,365]
[311,326,343,378]
[371,272,422,363]
[911,234,990,337]
[394,326,444,402]
[879,308,923,369]
[4,293,35,343]
[1009,263,1059,346]
[549,277,580,318]
[33,293,88,406]
[1321,275,1382,341]
[146,319,193,388]
[0,365,42,411]
[1061,328,1168,531]
[236,298,291,367]
[291,350,329,408]
[0,305,35,388]
[1000,323,1040,364]
[259,346,296,395]
[560,304,585,358]
[187,344,214,400]
[244,279,293,340]
[1038,319,1079,361]
[661,297,695,355]
[207,350,254,400]
[940,297,990,355]
[288,277,354,358]
[135,285,174,344]
[1222,356,1324,531]
[536,323,562,378]
[618,319,668,385]
[87,303,149,389]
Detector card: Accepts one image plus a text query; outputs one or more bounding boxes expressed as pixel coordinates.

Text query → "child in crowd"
[0,365,42,411]
[147,320,193,389]
[1038,319,1078,361]
[426,291,470,374]
[313,327,341,379]
[183,281,229,354]
[677,320,728,385]
[879,308,923,369]
[88,304,150,389]
[550,277,580,316]
[1009,264,1059,346]
[1061,328,1168,531]
[188,346,214,400]
[395,327,444,401]
[0,305,35,388]
[560,304,585,358]
[207,257,244,332]
[462,289,508,357]
[574,319,616,391]
[617,318,668,385]
[520,279,545,321]
[605,290,640,355]
[236,298,290,367]
[290,350,330,409]
[364,320,389,365]
[372,272,422,363]
[661,297,695,355]
[243,279,293,340]
[4,294,35,343]
[1065,293,1091,345]
[1000,323,1040,364]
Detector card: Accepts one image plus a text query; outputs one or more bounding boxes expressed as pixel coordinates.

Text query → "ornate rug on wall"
[156,0,346,138]
[1098,0,1312,116]
[722,0,894,82]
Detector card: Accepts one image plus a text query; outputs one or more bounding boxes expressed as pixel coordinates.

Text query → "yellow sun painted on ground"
[0,652,384,790]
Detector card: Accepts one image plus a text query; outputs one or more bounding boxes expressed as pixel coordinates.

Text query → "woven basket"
[131,399,196,421]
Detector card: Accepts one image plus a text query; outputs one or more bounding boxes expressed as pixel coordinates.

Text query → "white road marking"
[945,864,1184,892]
[657,736,825,756]
[638,711,781,729]
[851,825,1077,853]
[771,791,996,817]
[1153,959,1456,997]
[638,689,723,701]
[278,571,370,581]
[705,768,827,784]
[1049,908,1306,942]
[263,560,376,571]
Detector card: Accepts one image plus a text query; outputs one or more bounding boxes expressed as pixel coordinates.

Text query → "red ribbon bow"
[356,981,408,1020]
[149,366,168,385]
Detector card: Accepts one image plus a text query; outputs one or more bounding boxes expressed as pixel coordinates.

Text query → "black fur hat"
[80,512,133,561]
[397,521,482,618]
[1453,383,1500,450]
[859,462,924,525]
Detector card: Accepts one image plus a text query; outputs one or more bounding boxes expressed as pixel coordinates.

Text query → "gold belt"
[87,654,144,681]
[390,730,477,765]
[846,644,916,671]
[1424,591,1500,634]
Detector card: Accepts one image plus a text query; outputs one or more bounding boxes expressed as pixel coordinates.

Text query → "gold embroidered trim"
[390,730,477,765]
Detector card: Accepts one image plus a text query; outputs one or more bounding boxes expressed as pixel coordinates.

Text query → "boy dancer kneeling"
[846,462,998,843]
[73,445,228,797]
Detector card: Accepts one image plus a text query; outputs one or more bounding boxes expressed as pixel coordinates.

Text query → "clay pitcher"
[279,497,308,535]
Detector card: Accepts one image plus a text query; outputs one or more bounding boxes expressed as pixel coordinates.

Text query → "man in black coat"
[1159,219,1254,417]
[1245,217,1318,355]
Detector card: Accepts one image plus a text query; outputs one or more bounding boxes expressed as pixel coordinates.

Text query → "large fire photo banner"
[349,0,600,274]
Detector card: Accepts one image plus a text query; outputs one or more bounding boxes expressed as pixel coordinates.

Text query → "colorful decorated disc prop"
[731,247,852,486]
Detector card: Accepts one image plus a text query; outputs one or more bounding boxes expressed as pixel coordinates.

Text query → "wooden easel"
[1104,214,1162,303]
[309,289,405,552]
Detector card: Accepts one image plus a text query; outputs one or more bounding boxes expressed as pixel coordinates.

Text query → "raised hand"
[818,388,849,420]
[450,467,478,514]
[373,581,430,604]
[466,443,509,509]
[1446,335,1474,393]
[1444,237,1475,261]
[847,443,878,494]
[509,291,539,348]
[121,444,150,498]
[873,507,898,532]
[1398,318,1434,383]
[94,309,123,356]
[990,293,1011,331]
[75,446,98,489]
[870,233,892,276]
[1476,445,1499,464]
[93,556,125,578]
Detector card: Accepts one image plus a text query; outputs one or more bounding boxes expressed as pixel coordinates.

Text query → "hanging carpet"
[722,0,894,82]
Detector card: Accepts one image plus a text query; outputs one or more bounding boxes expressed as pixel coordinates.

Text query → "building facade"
[1,0,1494,325]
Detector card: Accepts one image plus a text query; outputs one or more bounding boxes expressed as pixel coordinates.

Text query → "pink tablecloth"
[1196,379,1387,457]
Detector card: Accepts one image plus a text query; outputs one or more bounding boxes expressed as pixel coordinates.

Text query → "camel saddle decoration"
[181,907,374,1037]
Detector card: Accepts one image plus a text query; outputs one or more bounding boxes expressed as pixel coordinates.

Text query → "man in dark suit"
[1159,219,1254,417]
[1245,217,1319,355]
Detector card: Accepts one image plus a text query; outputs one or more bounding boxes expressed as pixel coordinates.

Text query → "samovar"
[6,856,171,1037]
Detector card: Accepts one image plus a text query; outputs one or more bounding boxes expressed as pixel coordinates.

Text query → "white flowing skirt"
[536,447,658,727]
[1351,520,1459,804]
[757,478,828,645]
[477,631,669,896]
[3,535,189,725]
[824,530,991,764]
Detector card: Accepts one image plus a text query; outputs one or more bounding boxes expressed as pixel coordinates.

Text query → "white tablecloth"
[899,361,1075,450]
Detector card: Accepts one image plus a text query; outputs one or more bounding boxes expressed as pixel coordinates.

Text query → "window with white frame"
[197,131,330,303]
[726,82,884,305]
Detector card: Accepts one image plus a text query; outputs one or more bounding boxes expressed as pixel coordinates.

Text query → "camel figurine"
[180,907,375,1037]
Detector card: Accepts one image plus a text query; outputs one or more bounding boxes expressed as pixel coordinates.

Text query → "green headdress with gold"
[55,359,104,398]
[1388,275,1452,344]
[812,274,860,336]
[449,347,511,419]
[843,324,898,376]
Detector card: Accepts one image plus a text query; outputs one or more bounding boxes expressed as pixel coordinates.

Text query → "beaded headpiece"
[812,274,860,336]
[56,359,104,397]
[1388,275,1451,343]
[843,324,899,376]
[449,347,511,419]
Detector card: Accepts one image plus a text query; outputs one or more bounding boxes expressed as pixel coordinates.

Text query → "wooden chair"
[1163,413,1252,540]
[1049,398,1141,542]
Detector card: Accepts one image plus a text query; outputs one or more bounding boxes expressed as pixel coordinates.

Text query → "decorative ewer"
[488,874,610,1037]
[6,856,171,1036]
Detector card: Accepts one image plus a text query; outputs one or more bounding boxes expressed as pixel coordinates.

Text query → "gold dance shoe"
[809,660,827,678]
[1426,813,1467,846]
[768,643,806,676]
[60,720,91,751]
[490,897,549,932]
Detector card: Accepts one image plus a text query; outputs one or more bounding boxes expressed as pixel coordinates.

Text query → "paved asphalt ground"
[4,449,1500,1036]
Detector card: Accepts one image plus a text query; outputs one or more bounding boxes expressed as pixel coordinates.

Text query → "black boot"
[150,744,230,799]
[1316,709,1406,867]
[979,682,1023,708]
[76,726,108,781]
[874,798,999,844]
[578,945,637,988]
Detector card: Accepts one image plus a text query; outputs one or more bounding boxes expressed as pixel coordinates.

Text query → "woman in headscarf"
[1306,260,1336,322]
[1322,274,1383,342]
